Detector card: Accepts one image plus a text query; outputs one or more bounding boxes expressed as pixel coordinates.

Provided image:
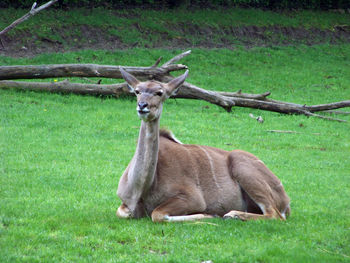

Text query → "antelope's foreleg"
[116,203,132,219]
[151,195,212,223]
[163,214,214,222]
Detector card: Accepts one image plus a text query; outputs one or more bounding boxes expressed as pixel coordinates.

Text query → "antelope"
[116,68,291,222]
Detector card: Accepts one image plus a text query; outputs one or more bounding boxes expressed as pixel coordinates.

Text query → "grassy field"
[1,6,350,263]
[1,7,349,31]
[0,7,349,55]
[1,45,350,262]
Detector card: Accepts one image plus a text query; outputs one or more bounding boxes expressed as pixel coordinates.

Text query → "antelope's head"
[120,68,188,122]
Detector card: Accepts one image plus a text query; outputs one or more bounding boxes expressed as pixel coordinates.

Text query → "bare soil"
[1,24,350,57]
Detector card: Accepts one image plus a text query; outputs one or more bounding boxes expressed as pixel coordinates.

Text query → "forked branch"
[0,1,58,37]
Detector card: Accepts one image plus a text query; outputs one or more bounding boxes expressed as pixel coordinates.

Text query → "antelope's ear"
[120,67,140,92]
[166,70,188,96]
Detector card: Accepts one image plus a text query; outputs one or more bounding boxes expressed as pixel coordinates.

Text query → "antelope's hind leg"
[223,187,283,221]
[223,207,282,221]
[224,151,290,221]
[151,195,213,223]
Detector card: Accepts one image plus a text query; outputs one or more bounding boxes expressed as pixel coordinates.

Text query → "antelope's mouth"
[137,109,150,115]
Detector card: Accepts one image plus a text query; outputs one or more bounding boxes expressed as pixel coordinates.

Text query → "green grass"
[1,45,350,262]
[1,8,349,30]
[0,8,349,49]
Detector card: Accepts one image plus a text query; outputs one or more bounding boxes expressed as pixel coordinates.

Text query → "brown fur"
[159,129,181,144]
[116,68,291,222]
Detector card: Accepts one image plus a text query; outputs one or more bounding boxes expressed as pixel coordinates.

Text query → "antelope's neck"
[127,119,159,206]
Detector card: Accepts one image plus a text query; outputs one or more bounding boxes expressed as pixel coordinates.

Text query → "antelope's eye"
[135,90,140,95]
[156,91,163,96]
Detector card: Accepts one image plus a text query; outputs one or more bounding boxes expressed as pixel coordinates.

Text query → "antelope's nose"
[138,102,148,110]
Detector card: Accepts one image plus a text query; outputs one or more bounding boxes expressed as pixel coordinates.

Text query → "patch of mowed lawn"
[1,45,350,262]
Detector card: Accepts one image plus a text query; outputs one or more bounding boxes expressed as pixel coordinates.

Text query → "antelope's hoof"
[223,211,243,221]
[116,204,132,219]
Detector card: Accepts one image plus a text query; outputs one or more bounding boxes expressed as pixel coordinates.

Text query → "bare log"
[221,95,348,122]
[0,50,191,80]
[230,97,350,115]
[0,1,58,37]
[218,90,271,100]
[159,74,349,121]
[0,63,187,80]
[0,80,129,96]
[1,79,348,122]
[0,50,348,122]
[0,80,232,111]
[175,81,235,111]
[305,101,350,112]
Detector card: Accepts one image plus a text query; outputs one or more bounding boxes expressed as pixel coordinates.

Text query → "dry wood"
[159,74,349,122]
[0,51,190,80]
[231,97,350,115]
[303,111,348,123]
[1,79,348,122]
[218,90,271,100]
[306,101,350,112]
[0,50,348,122]
[0,63,187,80]
[0,1,58,37]
[0,80,237,109]
[0,80,128,96]
[162,50,192,67]
[173,81,235,111]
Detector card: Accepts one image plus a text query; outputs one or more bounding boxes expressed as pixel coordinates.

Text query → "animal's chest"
[141,190,169,216]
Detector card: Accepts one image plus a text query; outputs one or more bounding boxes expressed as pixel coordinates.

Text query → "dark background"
[1,0,350,10]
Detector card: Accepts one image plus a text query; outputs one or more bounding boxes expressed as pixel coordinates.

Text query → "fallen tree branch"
[303,111,348,123]
[230,97,348,122]
[0,50,348,122]
[0,50,191,80]
[159,74,349,121]
[162,50,192,67]
[229,96,350,115]
[0,80,234,111]
[175,81,235,112]
[218,90,271,100]
[0,80,128,96]
[305,101,350,112]
[0,63,187,80]
[0,1,58,37]
[1,79,348,122]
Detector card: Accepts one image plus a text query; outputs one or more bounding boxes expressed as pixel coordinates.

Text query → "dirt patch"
[1,24,350,57]
[0,25,128,57]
